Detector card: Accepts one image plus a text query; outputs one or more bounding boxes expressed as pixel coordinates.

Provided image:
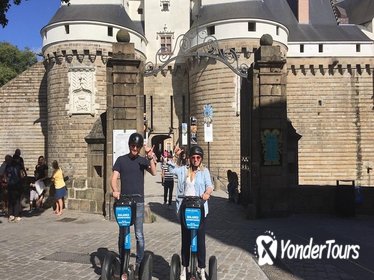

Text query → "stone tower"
[41,1,146,213]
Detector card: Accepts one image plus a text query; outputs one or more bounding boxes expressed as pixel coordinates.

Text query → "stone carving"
[67,67,96,116]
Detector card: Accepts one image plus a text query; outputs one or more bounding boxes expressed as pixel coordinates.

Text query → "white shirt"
[184,176,196,196]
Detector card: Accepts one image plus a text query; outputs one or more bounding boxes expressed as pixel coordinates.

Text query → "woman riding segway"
[169,145,217,280]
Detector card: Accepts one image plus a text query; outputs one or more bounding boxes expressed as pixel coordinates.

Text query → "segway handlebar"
[109,193,142,198]
[118,193,142,198]
[178,195,204,200]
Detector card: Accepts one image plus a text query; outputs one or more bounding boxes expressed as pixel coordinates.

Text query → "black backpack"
[7,165,21,185]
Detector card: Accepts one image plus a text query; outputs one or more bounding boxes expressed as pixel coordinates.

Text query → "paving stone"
[0,166,373,279]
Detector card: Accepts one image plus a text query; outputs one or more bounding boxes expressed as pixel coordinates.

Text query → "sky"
[0,0,61,54]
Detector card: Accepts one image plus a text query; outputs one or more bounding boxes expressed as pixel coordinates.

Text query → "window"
[108,27,113,37]
[138,8,143,14]
[300,44,304,53]
[276,26,280,36]
[318,44,323,53]
[248,22,256,31]
[65,25,70,34]
[356,44,361,52]
[162,3,169,11]
[161,0,170,11]
[207,26,215,35]
[160,35,172,54]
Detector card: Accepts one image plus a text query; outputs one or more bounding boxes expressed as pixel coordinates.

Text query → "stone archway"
[151,134,172,161]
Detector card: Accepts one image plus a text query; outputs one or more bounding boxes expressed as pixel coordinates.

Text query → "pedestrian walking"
[5,157,23,222]
[0,155,12,214]
[162,153,174,207]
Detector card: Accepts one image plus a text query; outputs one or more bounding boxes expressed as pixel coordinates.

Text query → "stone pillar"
[105,42,144,219]
[250,35,288,217]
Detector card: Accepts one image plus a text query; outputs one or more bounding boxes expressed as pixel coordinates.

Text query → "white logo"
[255,231,278,266]
[255,231,360,266]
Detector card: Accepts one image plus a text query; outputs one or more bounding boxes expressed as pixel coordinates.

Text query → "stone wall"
[287,57,374,187]
[143,66,188,154]
[189,61,242,179]
[0,62,47,172]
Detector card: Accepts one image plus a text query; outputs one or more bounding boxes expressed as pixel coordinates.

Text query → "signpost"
[203,104,213,170]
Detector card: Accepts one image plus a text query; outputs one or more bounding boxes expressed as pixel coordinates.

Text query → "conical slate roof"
[46,4,144,36]
[336,0,374,25]
[193,0,371,42]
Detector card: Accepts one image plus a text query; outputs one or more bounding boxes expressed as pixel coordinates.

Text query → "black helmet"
[128,132,144,147]
[189,145,204,158]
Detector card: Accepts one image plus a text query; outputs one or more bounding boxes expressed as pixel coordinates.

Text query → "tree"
[0,0,70,27]
[0,42,37,87]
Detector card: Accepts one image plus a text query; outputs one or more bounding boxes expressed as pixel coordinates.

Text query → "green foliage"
[0,0,70,27]
[0,42,37,87]
[0,64,17,86]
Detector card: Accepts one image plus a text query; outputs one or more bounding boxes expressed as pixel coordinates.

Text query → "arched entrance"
[151,134,172,161]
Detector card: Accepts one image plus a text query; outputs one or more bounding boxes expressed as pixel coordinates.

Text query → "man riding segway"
[107,132,157,279]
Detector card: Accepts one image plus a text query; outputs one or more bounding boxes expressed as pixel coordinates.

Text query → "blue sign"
[203,104,213,124]
[261,129,281,165]
[115,206,132,227]
[185,208,201,230]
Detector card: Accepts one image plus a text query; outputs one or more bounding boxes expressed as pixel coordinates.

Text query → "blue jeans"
[134,203,145,264]
[117,203,145,264]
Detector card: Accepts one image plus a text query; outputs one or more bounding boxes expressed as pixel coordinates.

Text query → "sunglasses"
[190,155,202,160]
[130,144,142,149]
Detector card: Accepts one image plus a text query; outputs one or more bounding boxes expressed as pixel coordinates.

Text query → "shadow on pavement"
[148,192,374,280]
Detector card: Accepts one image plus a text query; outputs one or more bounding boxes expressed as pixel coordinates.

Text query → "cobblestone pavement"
[1,164,373,280]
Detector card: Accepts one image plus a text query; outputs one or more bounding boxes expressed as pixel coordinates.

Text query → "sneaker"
[15,217,22,222]
[199,268,206,280]
[8,215,15,222]
[180,266,187,280]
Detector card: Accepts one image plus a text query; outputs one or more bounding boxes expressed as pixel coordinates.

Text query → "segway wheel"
[139,251,153,280]
[101,251,120,280]
[170,253,181,280]
[208,256,217,280]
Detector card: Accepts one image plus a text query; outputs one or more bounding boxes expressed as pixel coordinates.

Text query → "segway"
[102,194,153,280]
[170,196,217,280]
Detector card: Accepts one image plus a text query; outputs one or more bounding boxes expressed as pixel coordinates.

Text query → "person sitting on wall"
[29,156,48,212]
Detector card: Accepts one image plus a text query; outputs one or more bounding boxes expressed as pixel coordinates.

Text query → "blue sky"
[0,0,61,53]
